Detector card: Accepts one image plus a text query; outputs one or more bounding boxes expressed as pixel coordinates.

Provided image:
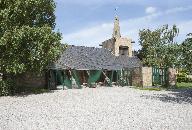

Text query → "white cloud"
[145,7,157,14]
[165,6,192,14]
[62,23,113,47]
[62,6,192,50]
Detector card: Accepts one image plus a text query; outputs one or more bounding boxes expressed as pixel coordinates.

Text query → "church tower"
[101,15,133,57]
[112,16,121,39]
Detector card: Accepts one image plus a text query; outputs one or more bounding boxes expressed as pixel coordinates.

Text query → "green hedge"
[177,76,192,83]
[177,71,192,83]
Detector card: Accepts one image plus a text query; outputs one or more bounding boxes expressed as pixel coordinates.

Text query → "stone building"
[14,16,176,89]
[100,16,133,57]
[48,46,142,89]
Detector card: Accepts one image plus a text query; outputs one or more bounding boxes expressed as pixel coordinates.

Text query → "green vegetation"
[0,0,63,96]
[137,25,192,89]
[176,82,192,89]
[181,33,192,73]
[134,87,162,91]
[0,0,62,75]
[138,25,180,68]
[138,25,191,73]
[134,82,192,91]
[177,69,192,83]
[0,80,13,96]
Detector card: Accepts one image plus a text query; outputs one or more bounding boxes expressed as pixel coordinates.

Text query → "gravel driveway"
[0,87,192,130]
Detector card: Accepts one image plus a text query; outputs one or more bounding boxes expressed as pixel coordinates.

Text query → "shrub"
[0,80,14,96]
[177,71,188,82]
[187,77,192,83]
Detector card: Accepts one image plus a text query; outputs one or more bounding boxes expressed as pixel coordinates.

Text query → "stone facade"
[114,37,132,56]
[131,67,142,87]
[112,16,121,39]
[137,67,177,87]
[168,68,177,86]
[142,67,152,87]
[102,38,115,52]
[101,16,133,57]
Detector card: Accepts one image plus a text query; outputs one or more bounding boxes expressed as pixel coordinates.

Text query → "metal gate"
[152,66,168,86]
[117,69,132,86]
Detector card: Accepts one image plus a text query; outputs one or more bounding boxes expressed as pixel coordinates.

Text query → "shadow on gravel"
[13,90,55,97]
[141,89,192,104]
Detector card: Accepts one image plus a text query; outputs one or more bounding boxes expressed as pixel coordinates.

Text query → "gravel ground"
[0,87,192,130]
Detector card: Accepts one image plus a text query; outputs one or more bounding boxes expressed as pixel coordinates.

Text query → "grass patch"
[133,82,192,91]
[176,82,192,89]
[134,87,162,91]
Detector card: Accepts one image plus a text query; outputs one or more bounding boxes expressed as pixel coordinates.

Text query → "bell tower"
[112,16,121,39]
[101,13,133,57]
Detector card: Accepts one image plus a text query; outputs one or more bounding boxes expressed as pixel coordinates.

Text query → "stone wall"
[142,67,152,87]
[102,38,115,53]
[131,67,152,87]
[102,37,132,57]
[114,37,132,57]
[140,67,176,87]
[131,67,142,87]
[16,72,46,88]
[168,68,176,86]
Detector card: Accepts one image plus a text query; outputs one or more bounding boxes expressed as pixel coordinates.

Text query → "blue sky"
[54,0,192,50]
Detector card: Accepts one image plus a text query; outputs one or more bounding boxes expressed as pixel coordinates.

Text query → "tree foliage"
[139,25,180,68]
[181,33,192,72]
[0,0,62,74]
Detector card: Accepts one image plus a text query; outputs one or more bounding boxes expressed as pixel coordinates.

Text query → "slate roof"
[114,55,142,69]
[50,46,141,70]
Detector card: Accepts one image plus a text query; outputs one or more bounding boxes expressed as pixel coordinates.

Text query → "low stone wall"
[15,72,46,88]
[168,68,176,86]
[140,67,177,87]
[131,67,142,87]
[142,67,152,87]
[131,67,152,87]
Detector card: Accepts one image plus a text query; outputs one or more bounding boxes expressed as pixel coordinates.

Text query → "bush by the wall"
[177,71,187,83]
[186,77,192,83]
[177,71,192,83]
[0,80,14,96]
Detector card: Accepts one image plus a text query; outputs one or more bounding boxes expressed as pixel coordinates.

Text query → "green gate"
[152,66,168,86]
[117,69,131,87]
[87,70,102,87]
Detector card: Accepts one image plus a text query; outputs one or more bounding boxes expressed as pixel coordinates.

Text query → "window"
[119,46,129,56]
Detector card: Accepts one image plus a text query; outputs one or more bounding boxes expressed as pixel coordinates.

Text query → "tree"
[181,33,192,73]
[0,0,62,75]
[138,25,180,68]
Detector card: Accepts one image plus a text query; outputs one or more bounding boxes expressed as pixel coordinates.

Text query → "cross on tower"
[115,7,119,16]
